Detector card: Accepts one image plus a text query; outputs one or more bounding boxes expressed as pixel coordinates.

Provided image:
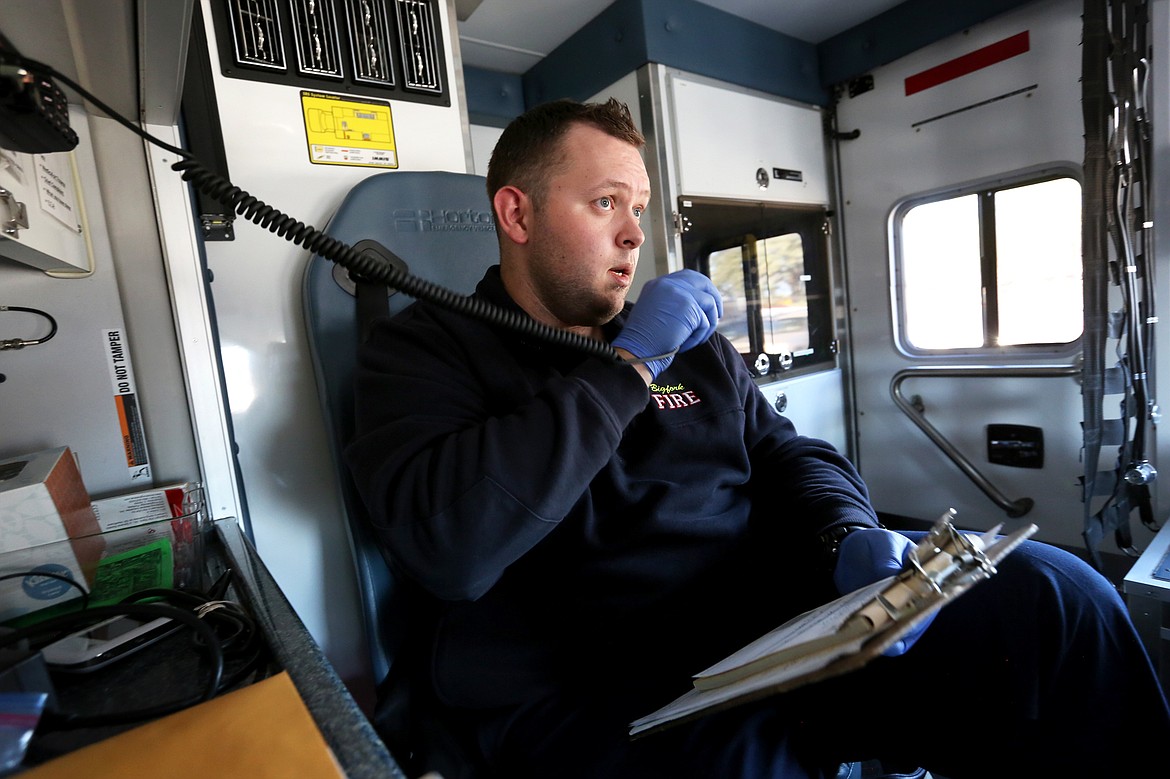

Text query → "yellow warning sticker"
[301,90,399,168]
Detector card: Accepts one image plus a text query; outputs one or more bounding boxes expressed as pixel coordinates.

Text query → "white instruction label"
[35,153,79,231]
[104,328,152,481]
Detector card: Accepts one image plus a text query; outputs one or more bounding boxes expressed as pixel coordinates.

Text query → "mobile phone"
[40,614,180,672]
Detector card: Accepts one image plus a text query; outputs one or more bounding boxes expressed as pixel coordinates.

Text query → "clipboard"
[629,511,1037,738]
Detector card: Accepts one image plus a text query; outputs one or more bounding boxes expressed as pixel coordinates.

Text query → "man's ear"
[493,185,531,245]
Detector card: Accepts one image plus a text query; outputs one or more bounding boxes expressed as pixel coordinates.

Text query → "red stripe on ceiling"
[904,31,1030,96]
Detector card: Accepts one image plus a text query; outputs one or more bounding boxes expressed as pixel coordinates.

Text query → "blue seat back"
[301,169,497,695]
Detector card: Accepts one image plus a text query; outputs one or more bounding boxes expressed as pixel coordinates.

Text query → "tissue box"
[0,447,104,623]
[0,536,104,623]
[0,447,100,554]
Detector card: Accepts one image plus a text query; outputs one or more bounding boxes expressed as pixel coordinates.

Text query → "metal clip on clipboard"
[851,509,1038,644]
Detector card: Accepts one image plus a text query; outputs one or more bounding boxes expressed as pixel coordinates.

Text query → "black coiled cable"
[20,52,627,365]
[168,157,623,361]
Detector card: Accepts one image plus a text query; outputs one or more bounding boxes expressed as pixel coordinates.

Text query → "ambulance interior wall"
[0,1,201,500]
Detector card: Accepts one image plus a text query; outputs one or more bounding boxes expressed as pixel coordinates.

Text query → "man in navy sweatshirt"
[347,97,1170,778]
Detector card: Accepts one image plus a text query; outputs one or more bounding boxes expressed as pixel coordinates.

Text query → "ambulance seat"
[302,170,497,779]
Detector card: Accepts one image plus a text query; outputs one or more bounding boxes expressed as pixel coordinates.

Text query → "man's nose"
[620,215,645,248]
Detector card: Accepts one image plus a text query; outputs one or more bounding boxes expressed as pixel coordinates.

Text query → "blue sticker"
[21,564,75,601]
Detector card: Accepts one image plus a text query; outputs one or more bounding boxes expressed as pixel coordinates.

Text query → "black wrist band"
[816,524,875,572]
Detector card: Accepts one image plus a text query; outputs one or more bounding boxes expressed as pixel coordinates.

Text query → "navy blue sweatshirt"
[346,265,879,710]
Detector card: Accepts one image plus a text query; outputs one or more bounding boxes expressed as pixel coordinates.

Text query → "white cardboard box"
[0,447,104,622]
[0,447,100,554]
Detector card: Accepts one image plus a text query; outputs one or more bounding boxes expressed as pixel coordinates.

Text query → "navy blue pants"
[480,540,1170,778]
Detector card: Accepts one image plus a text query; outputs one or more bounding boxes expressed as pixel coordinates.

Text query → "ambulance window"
[894,175,1082,353]
[708,244,751,353]
[708,234,811,356]
[680,197,833,379]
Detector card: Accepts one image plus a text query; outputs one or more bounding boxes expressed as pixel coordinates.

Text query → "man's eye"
[597,196,613,209]
[632,206,644,218]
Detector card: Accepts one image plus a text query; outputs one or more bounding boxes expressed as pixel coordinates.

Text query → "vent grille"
[395,0,442,94]
[227,0,287,70]
[209,0,449,105]
[289,0,344,78]
[342,0,396,86]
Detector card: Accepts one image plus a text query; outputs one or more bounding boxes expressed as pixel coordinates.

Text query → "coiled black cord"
[18,53,628,365]
[169,158,624,361]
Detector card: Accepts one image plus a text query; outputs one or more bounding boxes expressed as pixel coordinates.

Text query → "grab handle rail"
[890,364,1080,518]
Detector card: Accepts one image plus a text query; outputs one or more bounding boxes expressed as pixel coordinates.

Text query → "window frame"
[678,196,836,380]
[889,164,1084,359]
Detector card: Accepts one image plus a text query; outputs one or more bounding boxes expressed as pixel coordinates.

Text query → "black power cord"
[0,601,223,729]
[121,584,267,691]
[0,570,267,730]
[0,305,59,350]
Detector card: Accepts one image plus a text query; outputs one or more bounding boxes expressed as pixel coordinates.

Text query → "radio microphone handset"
[0,33,78,154]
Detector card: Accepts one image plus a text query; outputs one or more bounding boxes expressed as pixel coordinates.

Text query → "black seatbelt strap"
[355,277,389,345]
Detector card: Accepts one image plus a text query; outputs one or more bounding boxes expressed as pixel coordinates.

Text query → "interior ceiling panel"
[456,0,907,74]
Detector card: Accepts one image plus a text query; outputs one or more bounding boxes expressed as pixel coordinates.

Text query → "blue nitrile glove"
[833,528,935,657]
[612,269,723,378]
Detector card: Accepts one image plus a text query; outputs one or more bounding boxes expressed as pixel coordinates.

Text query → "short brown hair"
[486,98,645,212]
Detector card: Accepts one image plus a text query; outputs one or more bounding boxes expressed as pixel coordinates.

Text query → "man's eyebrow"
[593,178,652,197]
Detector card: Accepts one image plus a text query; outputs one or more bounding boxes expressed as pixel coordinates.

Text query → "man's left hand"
[833,528,935,656]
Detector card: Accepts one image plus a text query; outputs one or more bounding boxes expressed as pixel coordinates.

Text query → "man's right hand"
[612,270,722,378]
